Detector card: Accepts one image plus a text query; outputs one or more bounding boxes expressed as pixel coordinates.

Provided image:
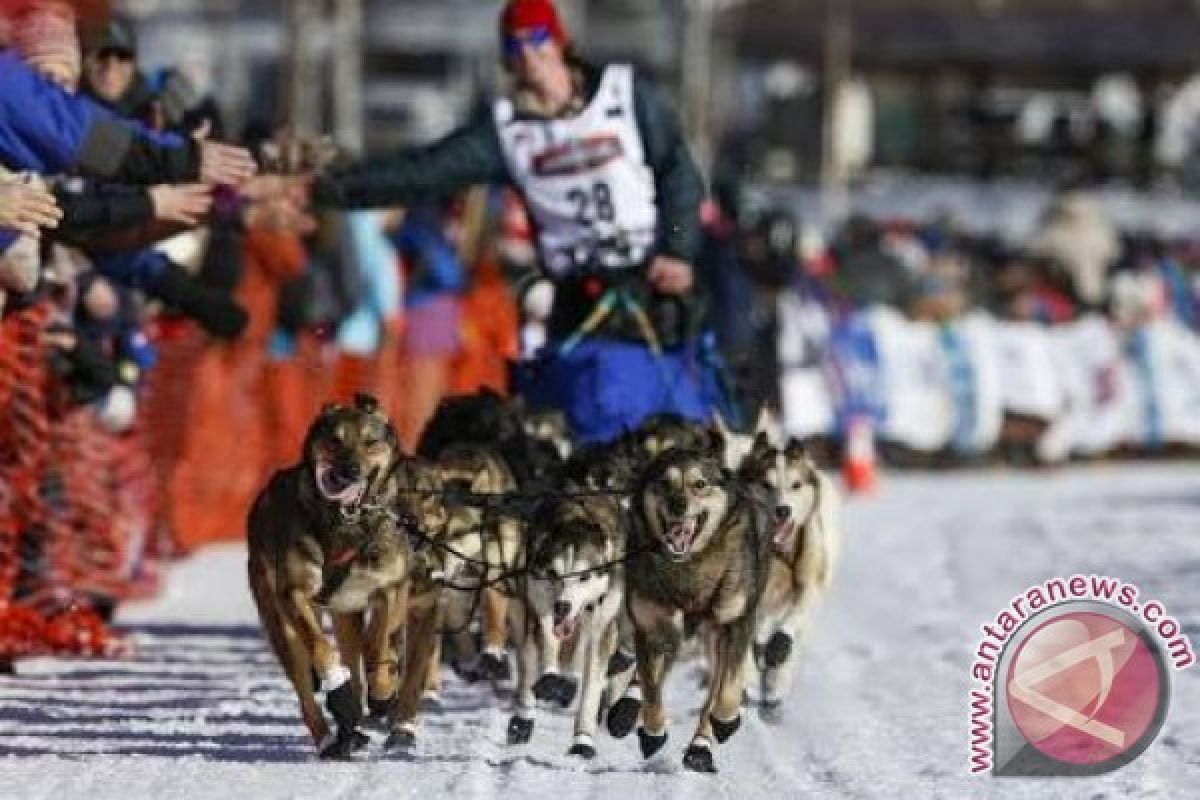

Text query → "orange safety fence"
[0,213,525,664]
[449,256,519,397]
[0,300,126,661]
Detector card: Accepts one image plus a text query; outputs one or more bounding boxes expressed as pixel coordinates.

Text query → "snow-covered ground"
[1,465,1197,799]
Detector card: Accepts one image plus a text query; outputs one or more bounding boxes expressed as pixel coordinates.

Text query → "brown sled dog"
[247,394,409,759]
[612,447,771,773]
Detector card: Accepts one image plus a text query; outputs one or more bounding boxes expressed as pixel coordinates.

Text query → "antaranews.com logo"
[968,574,1194,776]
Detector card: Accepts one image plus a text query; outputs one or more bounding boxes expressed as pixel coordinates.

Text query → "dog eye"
[791,480,803,490]
[692,478,708,491]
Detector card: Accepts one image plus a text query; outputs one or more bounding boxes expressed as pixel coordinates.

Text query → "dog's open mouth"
[315,461,367,507]
[553,613,579,640]
[662,511,708,561]
[773,517,797,552]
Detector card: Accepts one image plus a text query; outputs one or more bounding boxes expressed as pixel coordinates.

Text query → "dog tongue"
[317,464,365,505]
[554,616,578,640]
[332,482,364,504]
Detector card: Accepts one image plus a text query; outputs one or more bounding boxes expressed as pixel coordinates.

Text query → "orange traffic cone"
[842,415,878,493]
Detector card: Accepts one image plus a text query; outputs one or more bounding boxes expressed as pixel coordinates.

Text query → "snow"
[1,465,1197,799]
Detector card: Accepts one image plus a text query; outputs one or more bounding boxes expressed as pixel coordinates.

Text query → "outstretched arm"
[0,51,254,187]
[312,114,510,210]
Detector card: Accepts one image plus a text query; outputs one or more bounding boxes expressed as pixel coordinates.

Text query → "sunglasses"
[504,26,553,59]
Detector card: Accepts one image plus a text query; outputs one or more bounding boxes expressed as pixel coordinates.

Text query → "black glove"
[325,680,363,732]
[153,261,248,340]
[47,329,118,406]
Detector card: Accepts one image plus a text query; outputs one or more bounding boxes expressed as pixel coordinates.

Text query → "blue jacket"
[1,49,198,257]
[390,208,464,309]
[0,49,196,184]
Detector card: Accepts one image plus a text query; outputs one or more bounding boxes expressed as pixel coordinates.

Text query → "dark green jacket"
[314,62,704,265]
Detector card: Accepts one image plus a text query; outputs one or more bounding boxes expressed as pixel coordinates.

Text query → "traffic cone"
[842,415,878,493]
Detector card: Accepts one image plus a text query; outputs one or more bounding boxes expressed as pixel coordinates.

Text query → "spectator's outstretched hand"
[0,178,63,237]
[647,255,694,294]
[197,140,258,187]
[149,184,214,226]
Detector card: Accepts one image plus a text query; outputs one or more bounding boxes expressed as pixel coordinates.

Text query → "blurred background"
[122,0,1200,228]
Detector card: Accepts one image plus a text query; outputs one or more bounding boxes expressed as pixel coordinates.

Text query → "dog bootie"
[710,713,742,743]
[366,692,397,727]
[763,631,792,669]
[552,674,578,707]
[606,694,641,738]
[384,722,416,751]
[324,675,363,732]
[683,738,716,773]
[637,726,669,759]
[532,672,561,702]
[506,714,534,745]
[606,648,635,676]
[318,728,369,760]
[479,649,511,681]
[567,733,597,759]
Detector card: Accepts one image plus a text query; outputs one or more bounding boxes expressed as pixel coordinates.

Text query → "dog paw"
[365,692,397,726]
[552,674,578,708]
[532,672,576,705]
[710,713,741,743]
[324,680,364,731]
[383,725,416,751]
[479,650,511,682]
[758,699,784,725]
[506,714,534,745]
[450,658,483,683]
[637,726,668,759]
[532,672,560,702]
[606,648,635,676]
[763,631,792,669]
[318,728,369,760]
[682,740,717,773]
[606,695,641,739]
[566,738,595,758]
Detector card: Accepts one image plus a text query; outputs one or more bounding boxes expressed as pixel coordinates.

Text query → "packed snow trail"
[1,465,1197,799]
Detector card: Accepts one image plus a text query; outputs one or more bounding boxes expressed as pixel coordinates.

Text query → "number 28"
[567,181,615,226]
